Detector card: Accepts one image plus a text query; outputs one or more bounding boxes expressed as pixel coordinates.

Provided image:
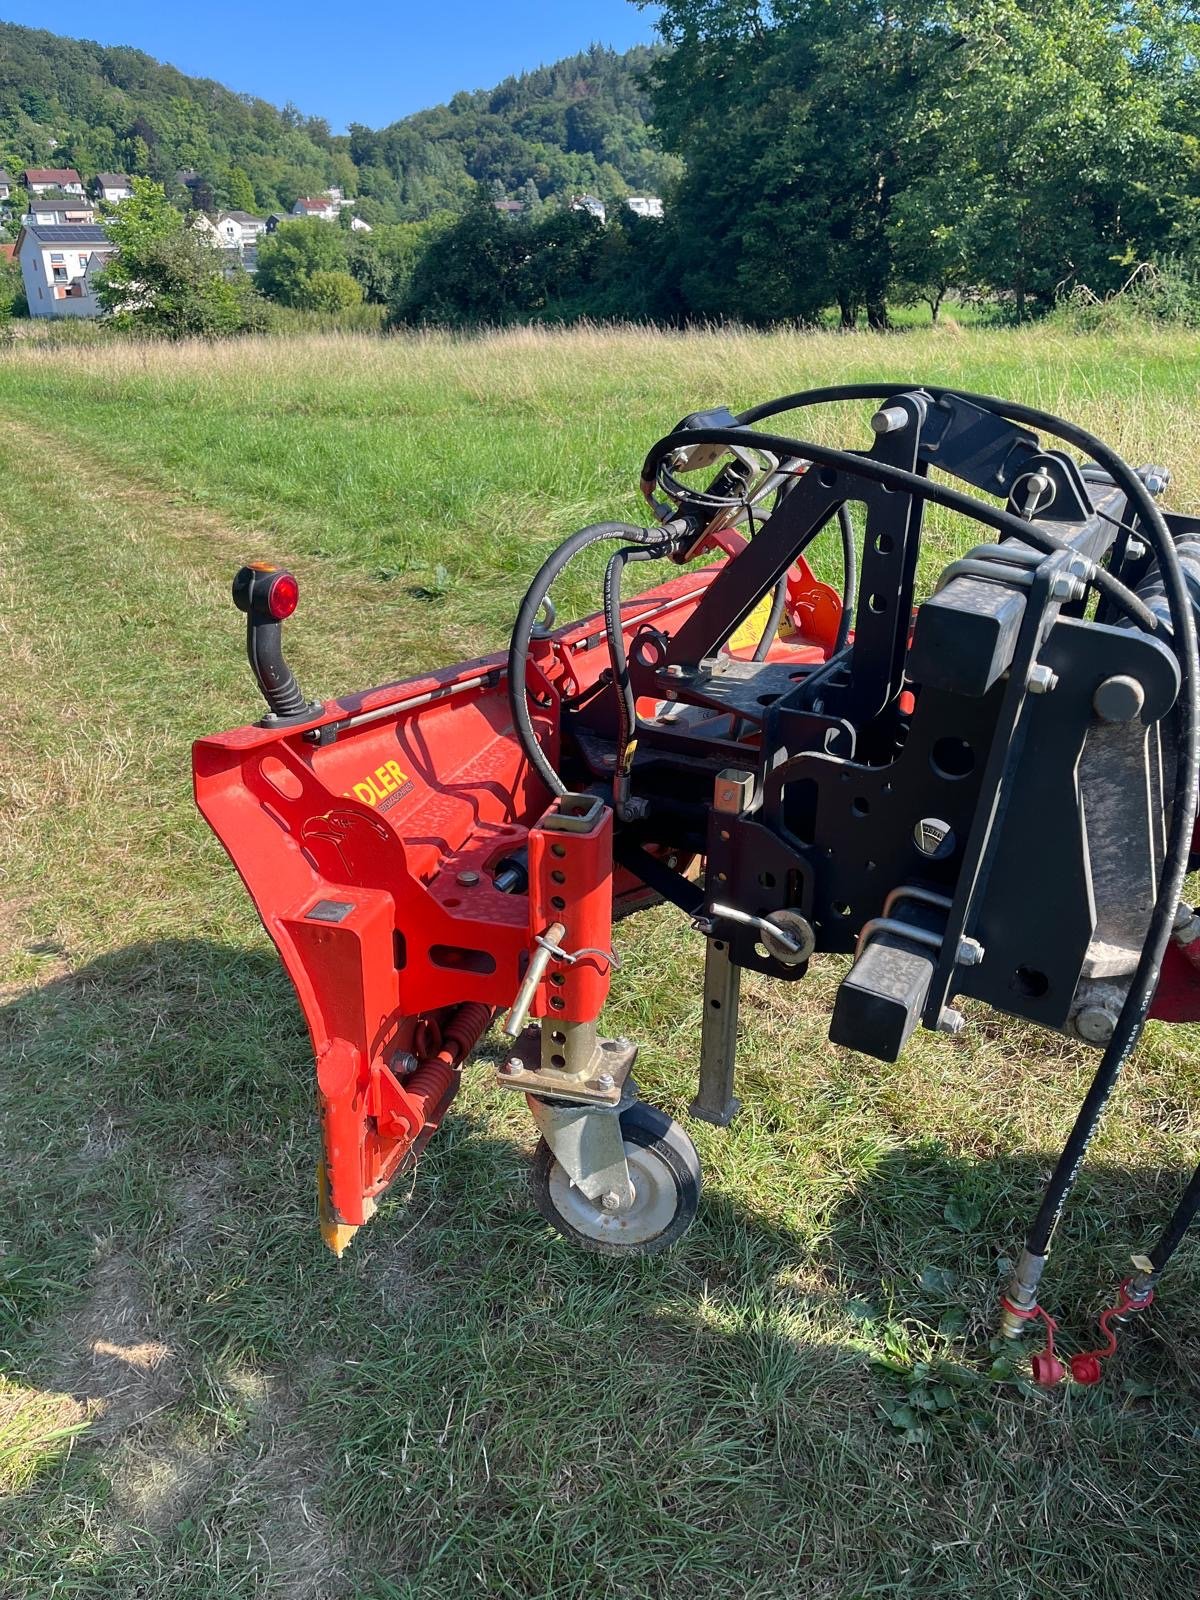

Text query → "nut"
[600,1191,622,1212]
[1027,663,1059,695]
[500,1057,522,1077]
[456,870,480,887]
[935,1007,966,1035]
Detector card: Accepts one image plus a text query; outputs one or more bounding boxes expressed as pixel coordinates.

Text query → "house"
[291,195,338,222]
[349,215,373,233]
[493,199,525,218]
[625,196,664,220]
[571,194,606,224]
[216,211,267,249]
[265,212,289,233]
[23,168,84,196]
[17,222,116,317]
[0,243,15,265]
[25,193,96,226]
[93,173,133,203]
[190,213,222,246]
[0,172,12,203]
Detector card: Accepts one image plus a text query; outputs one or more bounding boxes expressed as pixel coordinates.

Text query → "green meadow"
[2,324,1200,1598]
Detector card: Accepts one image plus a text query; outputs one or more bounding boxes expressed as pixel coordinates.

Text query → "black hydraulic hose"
[834,503,856,655]
[641,427,1156,632]
[751,579,788,662]
[1146,1160,1200,1277]
[604,544,665,774]
[508,522,661,797]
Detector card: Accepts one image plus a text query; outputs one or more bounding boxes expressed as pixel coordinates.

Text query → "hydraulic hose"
[508,521,662,797]
[834,503,856,655]
[604,543,667,783]
[751,578,788,662]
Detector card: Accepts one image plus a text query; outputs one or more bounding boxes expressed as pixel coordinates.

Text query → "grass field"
[2,324,1200,1599]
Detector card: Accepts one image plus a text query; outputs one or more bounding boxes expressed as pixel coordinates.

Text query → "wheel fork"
[526,1089,638,1212]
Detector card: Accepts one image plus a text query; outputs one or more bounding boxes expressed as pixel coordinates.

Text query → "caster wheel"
[531,1101,701,1256]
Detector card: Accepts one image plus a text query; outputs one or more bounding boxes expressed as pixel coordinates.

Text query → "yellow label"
[343,759,412,811]
[728,592,778,653]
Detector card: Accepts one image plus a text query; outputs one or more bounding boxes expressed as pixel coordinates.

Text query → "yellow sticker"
[343,759,413,811]
[728,592,778,653]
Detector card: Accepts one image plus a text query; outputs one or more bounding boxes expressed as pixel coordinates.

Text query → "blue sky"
[0,1,663,132]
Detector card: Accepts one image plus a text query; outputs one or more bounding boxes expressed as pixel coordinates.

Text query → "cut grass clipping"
[1,324,1199,1599]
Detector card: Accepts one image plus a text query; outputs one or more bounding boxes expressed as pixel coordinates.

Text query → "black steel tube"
[1146,1161,1200,1276]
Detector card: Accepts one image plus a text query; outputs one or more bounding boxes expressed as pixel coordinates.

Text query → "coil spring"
[404,1002,495,1116]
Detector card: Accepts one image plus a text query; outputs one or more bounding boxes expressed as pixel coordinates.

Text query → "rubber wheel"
[530,1100,701,1256]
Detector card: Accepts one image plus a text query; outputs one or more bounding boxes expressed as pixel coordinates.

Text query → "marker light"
[267,572,300,620]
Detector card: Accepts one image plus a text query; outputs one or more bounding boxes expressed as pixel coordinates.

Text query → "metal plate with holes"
[495,1027,638,1105]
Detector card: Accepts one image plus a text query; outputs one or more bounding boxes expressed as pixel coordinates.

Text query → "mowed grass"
[1,324,1200,1599]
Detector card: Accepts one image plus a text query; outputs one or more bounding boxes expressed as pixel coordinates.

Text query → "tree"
[254,216,349,305]
[300,270,363,312]
[94,178,265,337]
[224,165,257,213]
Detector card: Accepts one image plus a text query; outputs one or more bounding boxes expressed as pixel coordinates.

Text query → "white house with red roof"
[291,195,338,221]
[24,168,84,196]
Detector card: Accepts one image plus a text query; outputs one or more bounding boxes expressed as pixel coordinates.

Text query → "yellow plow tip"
[316,1159,359,1258]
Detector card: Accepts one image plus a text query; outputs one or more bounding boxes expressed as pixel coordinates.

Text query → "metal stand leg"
[690,937,742,1126]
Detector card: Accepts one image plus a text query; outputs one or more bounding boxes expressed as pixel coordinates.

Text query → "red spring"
[440,1001,494,1066]
[404,1001,496,1124]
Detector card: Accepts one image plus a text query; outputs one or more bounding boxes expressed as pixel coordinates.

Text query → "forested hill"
[346,47,680,218]
[0,22,674,219]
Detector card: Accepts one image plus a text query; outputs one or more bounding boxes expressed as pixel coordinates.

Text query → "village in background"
[1,164,663,322]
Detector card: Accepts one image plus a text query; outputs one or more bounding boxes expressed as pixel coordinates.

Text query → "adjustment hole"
[832,901,851,917]
[551,1053,566,1068]
[550,895,566,910]
[868,593,886,613]
[551,1029,566,1044]
[550,869,566,885]
[758,871,776,888]
[851,796,870,818]
[818,467,837,488]
[931,736,976,780]
[550,844,567,859]
[874,533,895,556]
[550,973,565,987]
[754,941,771,960]
[550,996,566,1011]
[710,998,721,1010]
[1012,966,1049,998]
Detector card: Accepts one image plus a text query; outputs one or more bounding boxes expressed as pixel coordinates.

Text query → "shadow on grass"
[3,939,1200,1598]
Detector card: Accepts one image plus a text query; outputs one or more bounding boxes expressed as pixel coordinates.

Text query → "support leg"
[690,936,742,1126]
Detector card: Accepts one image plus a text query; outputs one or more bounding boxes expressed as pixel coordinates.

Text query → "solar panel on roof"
[26,225,109,244]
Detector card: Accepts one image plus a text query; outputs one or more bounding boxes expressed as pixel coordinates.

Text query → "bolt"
[500,1057,522,1077]
[957,936,985,967]
[1049,570,1086,602]
[600,1190,622,1211]
[1092,674,1144,723]
[1075,1005,1117,1045]
[662,664,685,679]
[1143,467,1170,497]
[1027,663,1059,695]
[935,1007,966,1035]
[456,870,480,887]
[870,405,909,435]
[595,1072,615,1091]
[391,1050,418,1076]
[1125,536,1147,563]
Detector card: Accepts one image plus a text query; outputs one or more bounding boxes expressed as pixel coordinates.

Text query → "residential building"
[0,172,12,203]
[571,194,606,224]
[17,223,116,317]
[23,167,84,196]
[625,196,664,220]
[265,212,289,233]
[93,173,133,203]
[292,195,338,221]
[216,211,267,249]
[25,193,96,226]
[349,215,373,233]
[493,199,525,218]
